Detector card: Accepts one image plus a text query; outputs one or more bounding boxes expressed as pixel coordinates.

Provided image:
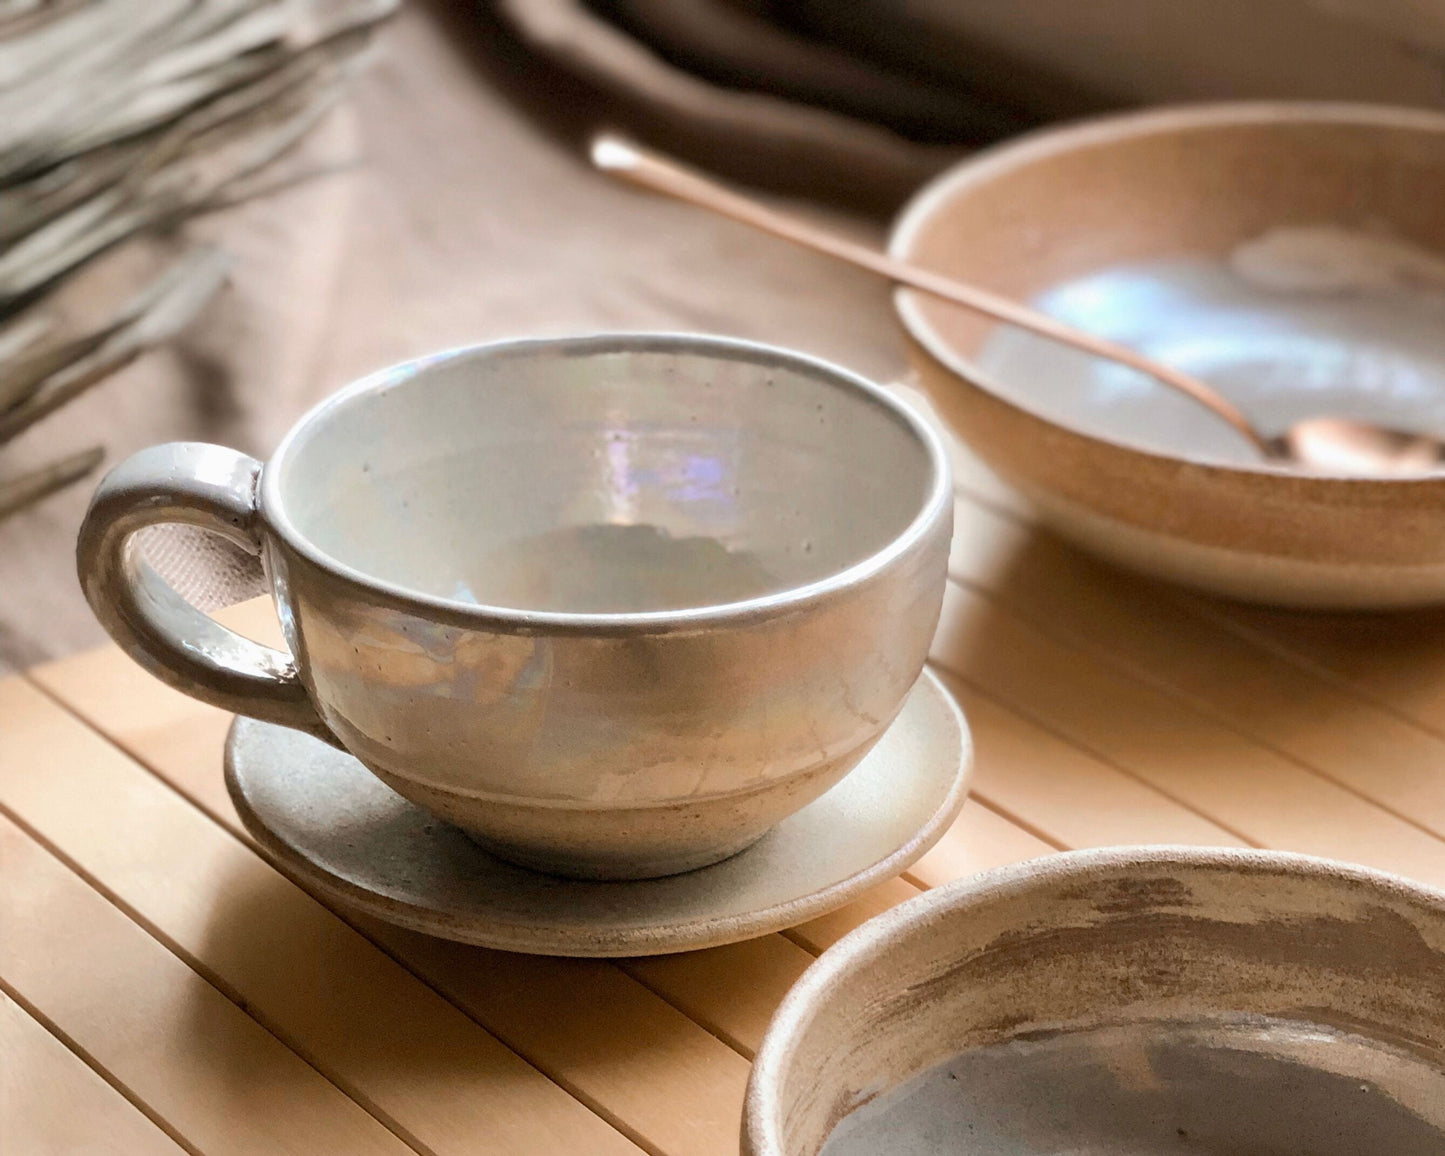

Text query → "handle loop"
[77,442,329,735]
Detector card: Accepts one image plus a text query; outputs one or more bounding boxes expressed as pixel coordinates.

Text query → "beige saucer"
[224,669,971,957]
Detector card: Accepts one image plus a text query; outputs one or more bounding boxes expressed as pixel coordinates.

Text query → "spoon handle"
[591,135,1271,457]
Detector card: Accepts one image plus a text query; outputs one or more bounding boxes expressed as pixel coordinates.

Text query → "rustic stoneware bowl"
[891,103,1445,608]
[77,334,953,880]
[746,847,1445,1156]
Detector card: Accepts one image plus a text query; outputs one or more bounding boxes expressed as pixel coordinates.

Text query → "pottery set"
[76,99,1445,1153]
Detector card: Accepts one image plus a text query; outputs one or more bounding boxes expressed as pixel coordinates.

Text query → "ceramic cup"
[77,334,953,879]
[745,847,1445,1156]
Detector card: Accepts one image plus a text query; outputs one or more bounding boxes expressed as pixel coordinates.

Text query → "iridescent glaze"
[977,249,1445,467]
[77,334,953,879]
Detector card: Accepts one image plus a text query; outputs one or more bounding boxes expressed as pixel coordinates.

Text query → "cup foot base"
[462,830,766,880]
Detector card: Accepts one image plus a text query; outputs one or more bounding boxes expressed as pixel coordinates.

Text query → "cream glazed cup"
[77,334,953,879]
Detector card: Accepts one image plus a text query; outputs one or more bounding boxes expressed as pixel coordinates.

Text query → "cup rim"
[258,332,953,634]
[743,844,1445,1156]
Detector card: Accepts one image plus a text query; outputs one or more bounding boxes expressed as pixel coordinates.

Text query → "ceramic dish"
[745,846,1445,1156]
[891,103,1445,608]
[225,669,971,957]
[79,333,952,880]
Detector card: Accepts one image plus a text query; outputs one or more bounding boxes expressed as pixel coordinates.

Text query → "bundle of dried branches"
[0,0,396,522]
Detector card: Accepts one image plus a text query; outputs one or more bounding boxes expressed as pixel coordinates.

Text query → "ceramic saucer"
[224,668,972,956]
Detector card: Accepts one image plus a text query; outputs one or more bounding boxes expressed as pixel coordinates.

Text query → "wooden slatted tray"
[8,422,1445,1155]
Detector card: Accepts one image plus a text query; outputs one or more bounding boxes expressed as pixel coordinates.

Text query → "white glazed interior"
[270,337,936,615]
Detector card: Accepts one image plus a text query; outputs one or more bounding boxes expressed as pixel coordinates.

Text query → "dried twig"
[0,0,395,519]
[0,245,234,443]
[0,310,53,361]
[0,443,103,521]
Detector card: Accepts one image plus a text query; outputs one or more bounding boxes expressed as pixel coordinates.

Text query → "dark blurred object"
[776,1,1445,115]
[488,0,969,212]
[491,0,1445,213]
[591,0,1033,144]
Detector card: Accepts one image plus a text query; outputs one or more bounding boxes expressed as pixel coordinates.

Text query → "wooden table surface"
[9,398,1445,1154]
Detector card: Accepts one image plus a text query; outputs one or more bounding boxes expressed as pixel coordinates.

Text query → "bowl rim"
[744,843,1445,1156]
[259,331,954,635]
[887,100,1445,490]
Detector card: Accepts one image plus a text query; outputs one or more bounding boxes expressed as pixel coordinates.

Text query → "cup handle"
[77,442,330,739]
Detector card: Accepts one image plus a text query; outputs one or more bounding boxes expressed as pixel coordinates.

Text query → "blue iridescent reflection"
[979,256,1445,463]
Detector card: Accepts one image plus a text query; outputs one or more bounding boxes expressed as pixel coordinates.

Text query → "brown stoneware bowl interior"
[745,848,1445,1156]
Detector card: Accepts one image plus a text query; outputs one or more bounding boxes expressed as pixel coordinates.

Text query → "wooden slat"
[620,802,1058,1058]
[945,496,1445,840]
[0,675,719,1156]
[771,678,1246,957]
[622,932,816,1060]
[1204,598,1445,739]
[947,679,1243,851]
[786,877,921,954]
[0,991,187,1156]
[341,916,752,1155]
[905,795,1055,889]
[930,582,1445,885]
[783,795,1065,955]
[0,812,414,1156]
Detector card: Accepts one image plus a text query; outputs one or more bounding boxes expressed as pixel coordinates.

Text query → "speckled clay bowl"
[891,103,1445,608]
[745,848,1445,1156]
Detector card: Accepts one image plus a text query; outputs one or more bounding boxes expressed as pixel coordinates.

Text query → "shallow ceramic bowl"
[746,847,1445,1156]
[891,103,1445,608]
